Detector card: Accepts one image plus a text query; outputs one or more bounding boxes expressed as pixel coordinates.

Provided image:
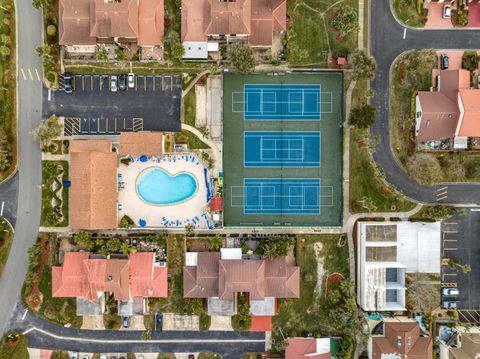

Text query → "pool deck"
[118,154,210,229]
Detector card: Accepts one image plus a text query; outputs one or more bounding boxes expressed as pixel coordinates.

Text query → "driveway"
[436,50,464,70]
[441,209,480,323]
[43,74,182,134]
[468,2,480,27]
[425,3,454,29]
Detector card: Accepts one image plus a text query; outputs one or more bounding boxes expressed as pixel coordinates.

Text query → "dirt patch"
[313,242,325,296]
[356,140,365,148]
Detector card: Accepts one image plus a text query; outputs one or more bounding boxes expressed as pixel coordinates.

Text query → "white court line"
[0,201,4,216]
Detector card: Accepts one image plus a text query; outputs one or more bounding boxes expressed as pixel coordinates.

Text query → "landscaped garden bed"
[0,332,28,359]
[0,217,13,278]
[392,0,427,28]
[0,0,17,181]
[22,234,82,328]
[41,161,69,227]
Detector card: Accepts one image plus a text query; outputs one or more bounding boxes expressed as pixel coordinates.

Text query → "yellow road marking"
[438,186,448,192]
[144,77,146,91]
[135,76,138,91]
[28,69,33,81]
[162,76,165,91]
[153,77,155,91]
[20,69,26,81]
[444,239,458,242]
[444,222,458,225]
[444,248,458,251]
[35,69,41,81]
[443,230,458,233]
[82,76,85,91]
[115,118,117,133]
[437,191,448,196]
[437,195,448,201]
[106,118,109,132]
[91,76,93,91]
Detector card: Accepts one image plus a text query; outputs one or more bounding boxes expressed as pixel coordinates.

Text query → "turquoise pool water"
[136,167,197,205]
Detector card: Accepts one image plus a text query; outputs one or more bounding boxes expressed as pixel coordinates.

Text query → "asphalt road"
[43,74,182,133]
[0,0,43,337]
[8,303,265,358]
[370,0,480,205]
[441,209,480,315]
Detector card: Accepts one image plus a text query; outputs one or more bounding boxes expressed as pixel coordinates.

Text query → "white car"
[110,75,118,92]
[442,288,459,296]
[128,72,135,89]
[99,355,107,359]
[443,5,451,18]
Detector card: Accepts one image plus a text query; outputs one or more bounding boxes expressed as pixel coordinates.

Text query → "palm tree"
[208,235,223,251]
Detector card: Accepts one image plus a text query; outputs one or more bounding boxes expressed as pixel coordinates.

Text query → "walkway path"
[181,123,222,177]
[181,70,211,98]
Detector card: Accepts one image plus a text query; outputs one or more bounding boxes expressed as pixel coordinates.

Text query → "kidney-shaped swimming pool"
[136,167,198,205]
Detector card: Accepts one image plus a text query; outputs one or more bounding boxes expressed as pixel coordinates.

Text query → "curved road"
[0,0,43,336]
[371,0,480,205]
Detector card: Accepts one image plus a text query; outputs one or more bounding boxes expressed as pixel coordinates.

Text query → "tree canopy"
[349,104,376,128]
[351,49,377,81]
[227,43,256,73]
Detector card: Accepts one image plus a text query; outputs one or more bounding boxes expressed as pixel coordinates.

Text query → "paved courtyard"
[425,3,454,29]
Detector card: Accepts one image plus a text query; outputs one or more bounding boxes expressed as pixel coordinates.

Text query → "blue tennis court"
[240,84,322,121]
[244,131,321,167]
[243,178,321,214]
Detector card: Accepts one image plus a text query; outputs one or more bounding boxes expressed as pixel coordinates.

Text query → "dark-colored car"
[155,313,162,331]
[64,72,72,94]
[119,74,126,91]
[440,54,449,70]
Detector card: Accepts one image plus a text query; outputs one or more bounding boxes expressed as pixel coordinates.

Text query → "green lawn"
[41,161,69,227]
[350,127,416,213]
[0,333,28,359]
[392,0,427,28]
[287,0,358,66]
[183,89,196,127]
[272,234,349,343]
[174,130,209,150]
[0,217,13,278]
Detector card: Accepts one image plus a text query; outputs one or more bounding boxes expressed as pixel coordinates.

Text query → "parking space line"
[153,77,155,91]
[28,69,33,81]
[114,118,117,133]
[82,76,85,91]
[72,77,76,91]
[144,77,146,91]
[444,239,458,242]
[444,222,458,225]
[444,248,458,251]
[91,76,93,91]
[135,76,138,91]
[162,76,165,91]
[35,69,41,81]
[437,195,448,201]
[443,230,458,233]
[20,69,26,81]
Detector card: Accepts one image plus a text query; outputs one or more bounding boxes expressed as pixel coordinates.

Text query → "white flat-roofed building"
[357,221,441,312]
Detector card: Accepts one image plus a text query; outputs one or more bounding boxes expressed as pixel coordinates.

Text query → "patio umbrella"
[140,155,148,162]
[139,219,146,227]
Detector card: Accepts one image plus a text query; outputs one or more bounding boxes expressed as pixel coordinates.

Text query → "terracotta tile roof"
[183,253,299,300]
[457,89,480,137]
[52,252,90,297]
[416,69,480,140]
[250,0,286,46]
[70,140,117,230]
[181,0,286,46]
[70,139,112,153]
[181,0,211,42]
[59,0,164,46]
[119,132,164,156]
[285,338,331,359]
[52,252,168,301]
[416,92,459,141]
[372,322,432,359]
[130,252,168,297]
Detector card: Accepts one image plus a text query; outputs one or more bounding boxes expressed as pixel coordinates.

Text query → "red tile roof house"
[183,248,299,326]
[52,251,167,316]
[181,0,286,59]
[59,0,164,55]
[371,322,432,359]
[285,338,332,359]
[415,69,480,150]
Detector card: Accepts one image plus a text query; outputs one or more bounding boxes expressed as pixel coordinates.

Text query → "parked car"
[81,355,90,359]
[119,74,126,91]
[443,301,458,309]
[123,316,129,328]
[443,5,451,18]
[99,355,107,359]
[477,75,480,88]
[64,72,72,94]
[442,288,459,296]
[440,54,449,70]
[155,312,162,331]
[128,72,135,89]
[110,75,118,92]
[188,355,195,359]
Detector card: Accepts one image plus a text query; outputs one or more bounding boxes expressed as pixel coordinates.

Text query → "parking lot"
[43,74,182,135]
[441,209,480,323]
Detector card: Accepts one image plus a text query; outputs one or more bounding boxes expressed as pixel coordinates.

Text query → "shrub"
[406,153,443,184]
[255,235,295,259]
[119,215,134,229]
[330,5,358,36]
[46,24,56,36]
[351,49,377,81]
